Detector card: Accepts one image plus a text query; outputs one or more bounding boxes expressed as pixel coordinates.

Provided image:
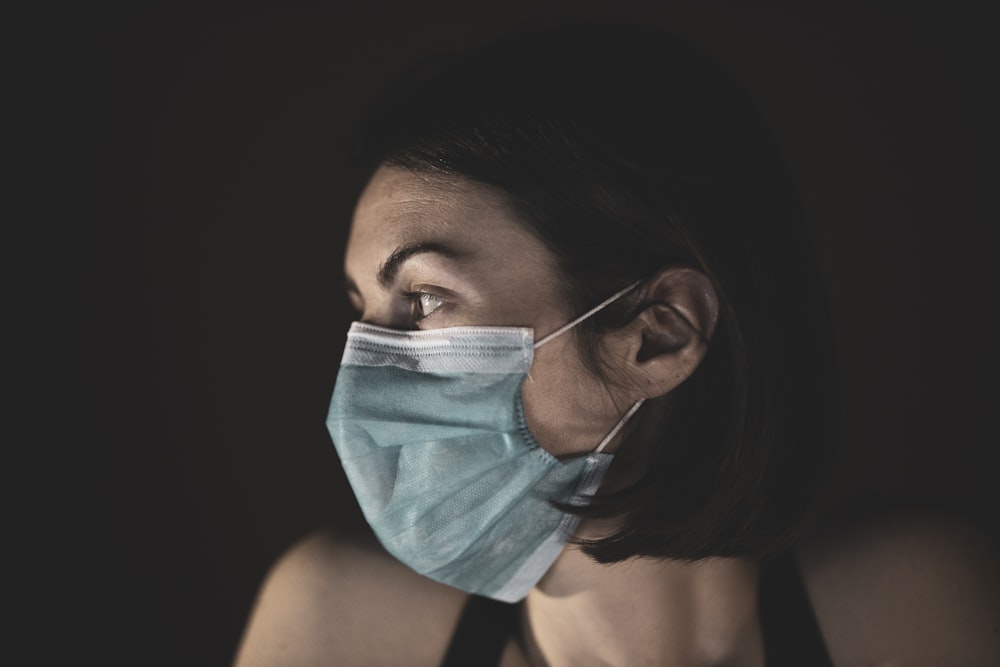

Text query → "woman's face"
[343,165,637,457]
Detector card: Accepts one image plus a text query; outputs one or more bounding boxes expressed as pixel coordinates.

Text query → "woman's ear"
[613,267,719,399]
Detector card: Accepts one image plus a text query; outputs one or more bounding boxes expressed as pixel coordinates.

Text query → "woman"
[235,22,1000,666]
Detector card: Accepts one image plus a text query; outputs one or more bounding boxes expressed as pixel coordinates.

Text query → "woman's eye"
[415,292,445,319]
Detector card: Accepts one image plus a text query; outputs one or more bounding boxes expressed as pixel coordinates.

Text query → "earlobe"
[623,268,719,398]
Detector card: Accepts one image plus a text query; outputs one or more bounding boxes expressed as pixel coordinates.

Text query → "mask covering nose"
[326,282,643,602]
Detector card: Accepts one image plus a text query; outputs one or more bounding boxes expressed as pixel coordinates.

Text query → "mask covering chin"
[326,282,643,602]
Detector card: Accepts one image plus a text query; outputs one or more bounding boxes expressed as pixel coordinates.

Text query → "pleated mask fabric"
[326,323,613,602]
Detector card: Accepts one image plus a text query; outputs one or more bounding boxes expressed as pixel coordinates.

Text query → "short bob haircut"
[351,20,838,563]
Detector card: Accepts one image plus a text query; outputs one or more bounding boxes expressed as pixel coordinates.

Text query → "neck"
[519,534,764,667]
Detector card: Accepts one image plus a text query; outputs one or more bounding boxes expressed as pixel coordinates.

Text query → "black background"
[30,1,999,664]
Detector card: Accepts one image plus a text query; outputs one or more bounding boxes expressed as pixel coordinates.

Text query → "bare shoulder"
[233,527,467,666]
[796,503,1000,666]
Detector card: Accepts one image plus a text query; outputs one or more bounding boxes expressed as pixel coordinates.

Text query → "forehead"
[345,165,551,278]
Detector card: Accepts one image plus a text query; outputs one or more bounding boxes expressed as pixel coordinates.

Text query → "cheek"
[519,338,610,457]
[520,362,570,452]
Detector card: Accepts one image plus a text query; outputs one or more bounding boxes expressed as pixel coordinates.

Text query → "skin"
[234,166,1000,666]
[340,165,633,458]
[340,165,717,459]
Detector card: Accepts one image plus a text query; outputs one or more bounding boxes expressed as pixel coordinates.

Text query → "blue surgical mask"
[326,283,643,602]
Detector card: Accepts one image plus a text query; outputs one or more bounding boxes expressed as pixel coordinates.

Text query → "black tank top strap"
[440,595,518,667]
[758,549,833,666]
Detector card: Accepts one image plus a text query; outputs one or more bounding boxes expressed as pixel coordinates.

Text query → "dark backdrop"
[38,1,998,664]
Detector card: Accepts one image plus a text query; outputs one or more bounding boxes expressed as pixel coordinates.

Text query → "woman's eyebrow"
[377,241,466,288]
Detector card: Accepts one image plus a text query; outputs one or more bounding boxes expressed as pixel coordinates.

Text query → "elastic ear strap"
[594,399,644,453]
[535,281,642,348]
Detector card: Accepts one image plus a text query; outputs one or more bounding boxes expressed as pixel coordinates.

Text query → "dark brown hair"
[353,20,838,562]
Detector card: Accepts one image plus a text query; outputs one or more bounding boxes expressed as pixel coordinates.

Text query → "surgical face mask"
[326,283,643,602]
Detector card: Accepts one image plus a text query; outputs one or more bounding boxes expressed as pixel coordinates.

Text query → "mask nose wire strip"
[534,281,642,348]
[593,398,644,453]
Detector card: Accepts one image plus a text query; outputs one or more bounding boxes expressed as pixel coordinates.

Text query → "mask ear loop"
[534,281,643,348]
[531,280,645,453]
[594,398,644,453]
